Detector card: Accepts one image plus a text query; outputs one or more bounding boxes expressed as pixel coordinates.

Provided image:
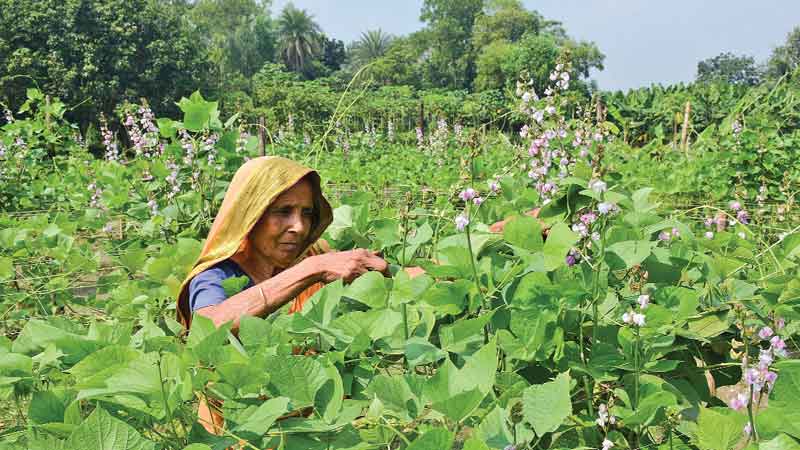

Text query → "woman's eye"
[302,209,314,217]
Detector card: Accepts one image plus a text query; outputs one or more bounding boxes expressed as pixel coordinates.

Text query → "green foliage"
[0,0,211,126]
[697,52,762,86]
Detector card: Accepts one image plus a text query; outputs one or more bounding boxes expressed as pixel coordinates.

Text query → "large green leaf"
[65,406,155,450]
[695,407,747,450]
[233,397,290,439]
[522,371,572,436]
[503,215,544,252]
[605,240,653,271]
[266,355,328,407]
[405,337,447,367]
[760,434,800,450]
[343,271,388,309]
[406,428,454,450]
[542,223,579,271]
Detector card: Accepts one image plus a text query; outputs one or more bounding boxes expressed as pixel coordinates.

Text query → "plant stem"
[464,219,488,344]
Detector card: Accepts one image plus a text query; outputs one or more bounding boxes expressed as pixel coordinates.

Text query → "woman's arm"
[196,249,388,331]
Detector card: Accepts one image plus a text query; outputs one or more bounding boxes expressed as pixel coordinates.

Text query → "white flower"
[705,231,714,239]
[589,179,607,193]
[632,313,646,327]
[622,312,633,324]
[602,438,614,450]
[455,214,469,232]
[637,294,650,309]
[597,202,616,215]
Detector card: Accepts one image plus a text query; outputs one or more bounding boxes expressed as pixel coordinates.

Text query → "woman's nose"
[287,211,307,234]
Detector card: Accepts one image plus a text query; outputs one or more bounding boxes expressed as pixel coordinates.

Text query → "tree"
[472,0,542,48]
[767,26,800,79]
[696,52,762,86]
[419,0,484,89]
[350,29,395,67]
[321,36,347,72]
[227,14,277,79]
[0,0,210,127]
[277,3,322,73]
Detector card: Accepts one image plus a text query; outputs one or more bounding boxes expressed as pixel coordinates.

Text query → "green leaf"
[503,215,544,252]
[365,374,420,421]
[405,337,446,367]
[221,275,250,297]
[542,222,579,271]
[695,407,747,450]
[475,406,514,449]
[431,387,485,423]
[406,428,454,450]
[439,311,494,354]
[0,256,13,280]
[65,406,155,450]
[233,397,290,438]
[522,371,572,436]
[28,390,68,425]
[343,271,388,309]
[760,434,800,450]
[266,355,328,407]
[606,240,653,271]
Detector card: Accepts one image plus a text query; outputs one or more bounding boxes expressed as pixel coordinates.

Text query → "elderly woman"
[176,156,388,435]
[176,156,389,332]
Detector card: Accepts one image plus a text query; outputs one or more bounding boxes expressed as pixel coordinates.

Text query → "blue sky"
[271,0,800,91]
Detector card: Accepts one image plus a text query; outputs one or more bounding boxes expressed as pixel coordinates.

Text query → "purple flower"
[473,197,484,206]
[758,326,774,340]
[730,391,749,411]
[744,422,752,436]
[704,217,714,228]
[776,317,785,330]
[455,214,469,232]
[566,254,577,267]
[758,349,773,369]
[459,188,477,202]
[597,202,616,215]
[744,368,760,389]
[730,201,742,212]
[736,210,750,224]
[488,181,500,193]
[659,231,671,241]
[581,212,597,224]
[671,228,680,238]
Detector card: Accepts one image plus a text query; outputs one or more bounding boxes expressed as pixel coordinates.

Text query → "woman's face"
[249,178,314,268]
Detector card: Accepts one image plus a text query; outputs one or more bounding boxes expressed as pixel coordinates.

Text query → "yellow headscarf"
[176,156,333,328]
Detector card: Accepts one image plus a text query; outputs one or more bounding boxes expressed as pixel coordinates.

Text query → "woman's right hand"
[310,249,389,284]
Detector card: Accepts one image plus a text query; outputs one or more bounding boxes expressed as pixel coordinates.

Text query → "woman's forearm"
[196,258,322,331]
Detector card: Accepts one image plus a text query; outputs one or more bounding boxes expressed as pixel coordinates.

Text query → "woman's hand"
[310,249,389,284]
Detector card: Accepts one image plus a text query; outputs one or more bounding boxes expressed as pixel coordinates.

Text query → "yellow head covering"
[176,156,333,328]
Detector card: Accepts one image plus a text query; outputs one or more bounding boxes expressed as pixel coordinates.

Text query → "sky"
[271,0,800,91]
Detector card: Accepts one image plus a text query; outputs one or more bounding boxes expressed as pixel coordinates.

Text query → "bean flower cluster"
[124,106,159,159]
[87,182,103,209]
[99,115,119,162]
[621,294,649,327]
[453,184,496,232]
[729,315,787,437]
[702,200,750,240]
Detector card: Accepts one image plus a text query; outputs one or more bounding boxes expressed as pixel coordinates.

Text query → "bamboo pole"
[681,101,692,154]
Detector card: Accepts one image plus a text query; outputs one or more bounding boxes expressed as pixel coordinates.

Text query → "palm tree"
[351,29,394,66]
[277,3,322,73]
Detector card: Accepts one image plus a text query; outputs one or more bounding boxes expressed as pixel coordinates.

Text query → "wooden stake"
[258,117,266,156]
[681,101,691,154]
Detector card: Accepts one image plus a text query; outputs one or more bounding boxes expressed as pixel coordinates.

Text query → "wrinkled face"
[249,178,314,268]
